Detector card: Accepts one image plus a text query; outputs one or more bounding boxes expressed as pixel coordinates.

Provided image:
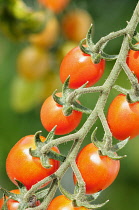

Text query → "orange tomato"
[61,9,93,42]
[38,0,70,13]
[29,15,59,48]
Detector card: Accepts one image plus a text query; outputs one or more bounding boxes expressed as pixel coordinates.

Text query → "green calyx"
[0,0,46,40]
[91,128,128,160]
[58,181,109,209]
[29,130,66,168]
[79,24,118,64]
[52,76,92,116]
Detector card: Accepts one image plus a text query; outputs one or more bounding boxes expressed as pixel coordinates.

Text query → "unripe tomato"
[107,94,139,140]
[47,195,88,210]
[38,0,70,13]
[73,143,120,194]
[40,92,82,135]
[29,15,59,48]
[6,135,60,190]
[0,189,20,210]
[127,42,139,81]
[60,46,105,89]
[61,9,93,42]
[17,45,50,81]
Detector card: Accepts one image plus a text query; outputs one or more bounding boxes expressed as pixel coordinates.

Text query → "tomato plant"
[47,195,88,210]
[127,42,139,81]
[60,46,105,89]
[17,45,50,81]
[61,8,93,42]
[38,0,70,13]
[73,143,120,194]
[107,94,139,140]
[0,189,20,210]
[6,135,60,190]
[40,92,82,135]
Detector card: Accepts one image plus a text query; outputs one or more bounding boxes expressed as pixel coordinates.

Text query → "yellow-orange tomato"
[127,42,139,81]
[38,0,70,13]
[6,135,60,190]
[61,9,93,42]
[29,15,59,48]
[47,195,88,210]
[17,45,50,81]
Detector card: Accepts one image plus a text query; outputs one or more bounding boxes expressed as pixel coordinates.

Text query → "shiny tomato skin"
[6,135,60,190]
[40,92,82,135]
[0,189,19,210]
[73,143,120,194]
[107,94,139,140]
[47,195,88,210]
[60,46,105,89]
[127,42,139,81]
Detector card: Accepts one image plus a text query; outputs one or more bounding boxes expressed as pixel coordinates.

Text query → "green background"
[0,0,139,209]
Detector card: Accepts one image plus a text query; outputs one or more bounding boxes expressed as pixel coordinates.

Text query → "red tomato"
[38,0,70,13]
[47,195,88,210]
[73,143,120,194]
[107,94,139,140]
[0,189,19,210]
[40,92,82,135]
[6,135,60,190]
[127,42,139,81]
[60,46,105,89]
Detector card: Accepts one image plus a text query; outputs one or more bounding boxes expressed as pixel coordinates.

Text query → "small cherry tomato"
[73,143,120,194]
[40,92,82,135]
[60,46,105,89]
[17,45,50,81]
[0,189,20,210]
[107,94,139,140]
[62,8,93,42]
[29,15,59,48]
[47,195,88,210]
[6,135,60,190]
[38,0,70,13]
[127,42,139,81]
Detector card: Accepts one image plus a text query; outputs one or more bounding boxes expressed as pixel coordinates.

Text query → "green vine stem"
[16,1,139,210]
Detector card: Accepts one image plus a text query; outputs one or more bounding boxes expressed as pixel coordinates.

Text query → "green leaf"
[101,51,118,61]
[76,199,109,209]
[111,138,129,152]
[72,101,92,114]
[47,150,66,162]
[86,24,94,47]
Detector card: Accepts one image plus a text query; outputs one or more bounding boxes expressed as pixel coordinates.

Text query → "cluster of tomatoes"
[10,0,93,113]
[1,1,139,209]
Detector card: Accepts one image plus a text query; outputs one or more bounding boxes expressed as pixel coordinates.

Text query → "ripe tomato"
[40,92,82,135]
[47,195,88,210]
[73,143,120,194]
[38,0,70,13]
[107,94,139,140]
[60,46,105,89]
[127,42,139,81]
[6,135,60,190]
[61,9,93,42]
[17,45,50,81]
[29,15,59,48]
[0,189,19,210]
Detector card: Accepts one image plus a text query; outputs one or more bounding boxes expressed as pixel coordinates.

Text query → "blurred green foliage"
[0,0,139,209]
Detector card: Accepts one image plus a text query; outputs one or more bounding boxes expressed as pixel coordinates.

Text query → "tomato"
[73,143,120,194]
[40,92,82,135]
[29,15,59,48]
[47,195,88,210]
[107,94,139,140]
[6,135,60,190]
[0,189,19,210]
[17,45,50,81]
[38,0,70,13]
[61,9,93,42]
[127,42,139,81]
[60,46,105,89]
